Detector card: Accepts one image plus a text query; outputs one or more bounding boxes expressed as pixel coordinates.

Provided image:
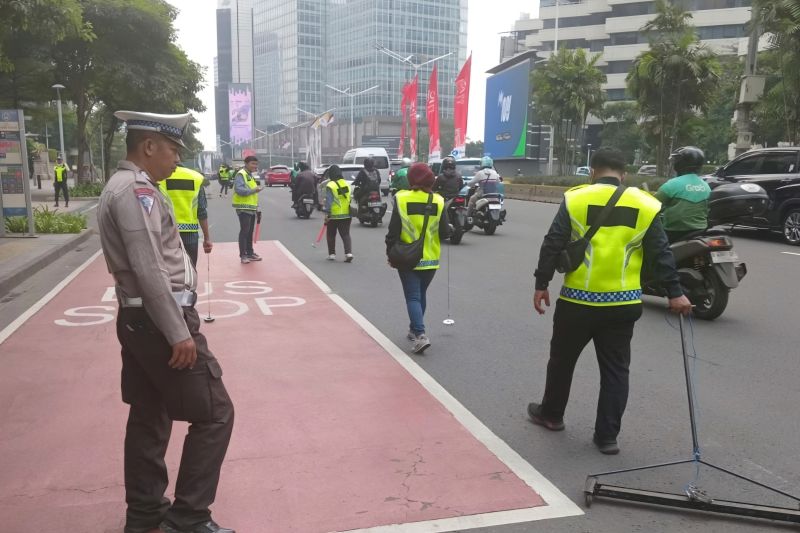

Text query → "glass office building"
[252,0,468,135]
[253,0,325,131]
[325,0,468,120]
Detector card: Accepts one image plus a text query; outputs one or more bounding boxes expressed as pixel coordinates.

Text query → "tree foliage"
[627,0,719,175]
[753,0,800,145]
[597,102,646,164]
[0,0,206,181]
[532,47,606,175]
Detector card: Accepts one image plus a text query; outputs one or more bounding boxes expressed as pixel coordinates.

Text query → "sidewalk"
[0,189,98,298]
[0,242,580,533]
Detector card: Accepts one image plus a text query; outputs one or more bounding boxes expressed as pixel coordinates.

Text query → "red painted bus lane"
[0,242,579,532]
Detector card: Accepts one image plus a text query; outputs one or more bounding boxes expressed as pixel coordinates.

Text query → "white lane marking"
[780,251,800,256]
[0,249,102,345]
[275,242,583,532]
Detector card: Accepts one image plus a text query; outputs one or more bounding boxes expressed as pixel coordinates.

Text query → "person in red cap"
[385,163,451,354]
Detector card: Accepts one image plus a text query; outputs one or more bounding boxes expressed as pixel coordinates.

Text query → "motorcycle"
[356,189,387,227]
[642,182,768,320]
[445,191,469,244]
[294,194,315,219]
[464,184,507,235]
[642,232,746,320]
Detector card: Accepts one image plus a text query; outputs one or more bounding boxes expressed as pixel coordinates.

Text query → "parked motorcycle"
[642,182,768,320]
[463,184,506,235]
[294,194,315,219]
[356,190,387,227]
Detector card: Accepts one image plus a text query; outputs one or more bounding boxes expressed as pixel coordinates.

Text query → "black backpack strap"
[583,185,626,242]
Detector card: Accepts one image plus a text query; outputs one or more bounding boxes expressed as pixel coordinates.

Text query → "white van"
[342,147,390,195]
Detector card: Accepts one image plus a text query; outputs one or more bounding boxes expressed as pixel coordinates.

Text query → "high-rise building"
[215,0,255,161]
[500,0,752,101]
[251,0,468,159]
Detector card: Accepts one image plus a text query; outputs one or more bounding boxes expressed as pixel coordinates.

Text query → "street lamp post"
[554,0,560,53]
[52,84,66,160]
[277,120,312,164]
[324,86,378,147]
[586,143,592,167]
[375,45,452,158]
[255,128,286,167]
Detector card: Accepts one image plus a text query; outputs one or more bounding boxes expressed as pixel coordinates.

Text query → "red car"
[265,165,291,187]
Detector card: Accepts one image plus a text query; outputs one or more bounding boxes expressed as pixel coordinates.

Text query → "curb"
[0,228,96,298]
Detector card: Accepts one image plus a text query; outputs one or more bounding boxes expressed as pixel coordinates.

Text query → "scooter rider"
[433,156,464,200]
[391,157,412,192]
[467,156,501,217]
[291,161,318,208]
[352,157,381,205]
[656,146,711,243]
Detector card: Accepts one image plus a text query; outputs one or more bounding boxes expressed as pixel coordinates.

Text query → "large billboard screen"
[483,59,530,159]
[228,83,253,145]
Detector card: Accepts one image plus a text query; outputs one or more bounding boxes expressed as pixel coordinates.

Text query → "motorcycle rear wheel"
[484,221,497,235]
[450,227,463,244]
[690,269,729,321]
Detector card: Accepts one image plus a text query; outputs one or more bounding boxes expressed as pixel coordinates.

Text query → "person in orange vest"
[53,156,70,208]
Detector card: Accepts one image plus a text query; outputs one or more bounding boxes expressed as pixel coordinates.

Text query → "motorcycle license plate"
[302,199,314,204]
[488,204,502,210]
[710,250,738,263]
[368,202,383,207]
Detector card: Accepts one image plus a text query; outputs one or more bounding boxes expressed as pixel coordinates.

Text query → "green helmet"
[480,156,494,169]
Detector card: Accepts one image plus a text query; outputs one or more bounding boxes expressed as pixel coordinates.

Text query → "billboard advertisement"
[483,59,530,159]
[228,83,253,145]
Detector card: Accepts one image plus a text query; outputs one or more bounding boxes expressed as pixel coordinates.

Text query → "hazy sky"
[169,0,537,148]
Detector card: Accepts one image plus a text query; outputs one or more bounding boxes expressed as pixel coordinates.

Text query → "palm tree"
[532,48,606,175]
[627,0,719,176]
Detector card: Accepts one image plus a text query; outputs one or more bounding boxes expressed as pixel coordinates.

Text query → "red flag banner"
[453,53,472,159]
[399,81,409,158]
[408,75,419,160]
[426,65,441,160]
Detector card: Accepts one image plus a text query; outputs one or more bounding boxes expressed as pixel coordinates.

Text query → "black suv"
[705,147,800,245]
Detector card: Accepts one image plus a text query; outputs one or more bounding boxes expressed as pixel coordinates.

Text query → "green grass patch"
[4,206,87,234]
[69,182,104,197]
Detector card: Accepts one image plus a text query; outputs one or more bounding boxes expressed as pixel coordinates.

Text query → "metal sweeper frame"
[584,314,800,525]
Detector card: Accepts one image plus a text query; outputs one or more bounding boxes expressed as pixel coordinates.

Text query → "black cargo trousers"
[116,305,234,532]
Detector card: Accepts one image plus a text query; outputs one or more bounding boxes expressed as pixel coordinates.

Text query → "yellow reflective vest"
[159,167,204,233]
[232,169,258,211]
[54,163,69,182]
[395,189,445,270]
[326,178,351,219]
[560,183,662,306]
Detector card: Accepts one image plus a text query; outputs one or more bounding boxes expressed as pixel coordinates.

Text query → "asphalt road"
[3,185,797,532]
[206,184,799,533]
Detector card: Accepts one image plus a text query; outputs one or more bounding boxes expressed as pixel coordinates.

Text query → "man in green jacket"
[655,146,712,242]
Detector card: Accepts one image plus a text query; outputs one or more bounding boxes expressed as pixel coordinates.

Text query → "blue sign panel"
[483,60,531,159]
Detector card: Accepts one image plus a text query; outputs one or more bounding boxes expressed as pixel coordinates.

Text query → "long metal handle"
[679,314,701,459]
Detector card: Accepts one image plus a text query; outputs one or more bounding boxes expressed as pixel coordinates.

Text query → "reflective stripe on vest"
[159,167,204,233]
[54,164,68,182]
[327,179,351,219]
[395,190,445,271]
[561,183,662,306]
[232,169,258,210]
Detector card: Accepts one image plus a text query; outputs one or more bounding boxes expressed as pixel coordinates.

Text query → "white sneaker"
[411,334,431,354]
[327,254,336,261]
[345,253,353,263]
[406,330,416,342]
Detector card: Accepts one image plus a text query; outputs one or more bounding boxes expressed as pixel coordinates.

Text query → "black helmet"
[441,156,456,171]
[363,157,375,170]
[297,161,309,171]
[670,146,705,175]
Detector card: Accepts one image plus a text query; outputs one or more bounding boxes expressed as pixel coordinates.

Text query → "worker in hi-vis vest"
[159,165,212,267]
[54,156,70,208]
[530,146,692,456]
